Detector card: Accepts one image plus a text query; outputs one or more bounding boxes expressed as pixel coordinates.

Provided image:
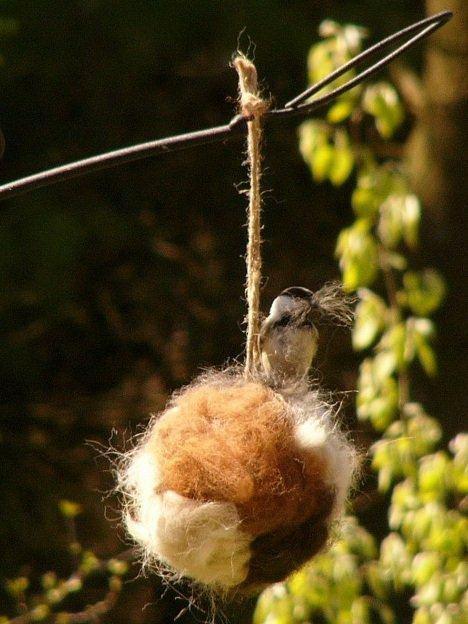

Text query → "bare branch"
[0,12,451,203]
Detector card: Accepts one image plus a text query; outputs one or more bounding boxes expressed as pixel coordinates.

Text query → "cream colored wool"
[118,445,251,588]
[293,395,360,518]
[117,369,359,592]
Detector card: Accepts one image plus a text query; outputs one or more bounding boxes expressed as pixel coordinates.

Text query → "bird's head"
[269,286,319,326]
[269,283,355,327]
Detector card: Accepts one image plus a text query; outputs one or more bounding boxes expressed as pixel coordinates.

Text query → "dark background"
[0,1,465,622]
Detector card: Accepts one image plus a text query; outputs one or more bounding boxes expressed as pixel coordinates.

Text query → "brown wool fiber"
[118,369,358,592]
[149,377,332,538]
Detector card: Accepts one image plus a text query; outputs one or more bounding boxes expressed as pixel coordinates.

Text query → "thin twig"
[6,548,136,624]
[0,11,451,203]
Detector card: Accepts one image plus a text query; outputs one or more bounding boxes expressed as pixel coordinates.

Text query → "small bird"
[258,286,320,384]
[258,282,354,386]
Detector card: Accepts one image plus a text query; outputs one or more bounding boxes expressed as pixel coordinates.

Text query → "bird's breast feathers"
[260,325,318,379]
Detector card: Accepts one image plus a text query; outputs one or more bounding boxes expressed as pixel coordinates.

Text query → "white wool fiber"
[117,435,251,588]
[292,389,359,518]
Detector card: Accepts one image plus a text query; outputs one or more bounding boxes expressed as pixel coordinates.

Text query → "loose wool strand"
[233,54,269,377]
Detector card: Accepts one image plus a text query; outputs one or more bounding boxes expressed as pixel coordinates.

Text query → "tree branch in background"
[0,11,451,203]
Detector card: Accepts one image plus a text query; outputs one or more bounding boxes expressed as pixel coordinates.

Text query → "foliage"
[0,502,130,624]
[255,21,465,624]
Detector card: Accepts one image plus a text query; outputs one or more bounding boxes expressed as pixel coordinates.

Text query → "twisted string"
[233,54,269,377]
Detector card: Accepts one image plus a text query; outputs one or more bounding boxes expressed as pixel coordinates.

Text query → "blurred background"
[0,1,465,622]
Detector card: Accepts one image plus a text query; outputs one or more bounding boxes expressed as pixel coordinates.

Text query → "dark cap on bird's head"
[277,286,322,325]
[280,286,314,300]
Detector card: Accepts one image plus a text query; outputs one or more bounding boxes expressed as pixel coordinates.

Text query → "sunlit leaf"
[418,452,452,499]
[298,120,328,161]
[403,270,446,316]
[363,82,404,138]
[411,552,442,587]
[380,533,412,589]
[30,605,50,622]
[308,40,336,84]
[357,358,399,430]
[351,597,371,624]
[386,251,407,271]
[312,143,335,181]
[336,220,379,290]
[410,318,437,376]
[353,288,388,350]
[327,98,355,123]
[401,194,421,248]
[330,145,355,185]
[6,576,29,596]
[378,323,406,371]
[59,499,82,519]
[378,195,405,248]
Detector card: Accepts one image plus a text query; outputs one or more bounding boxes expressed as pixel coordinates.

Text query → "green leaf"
[107,559,129,576]
[353,288,388,350]
[336,220,379,290]
[404,404,442,455]
[379,533,412,589]
[351,597,371,624]
[30,605,50,622]
[365,562,390,600]
[378,323,406,371]
[308,40,336,84]
[59,499,82,519]
[298,120,328,162]
[378,604,396,624]
[352,186,379,218]
[416,340,437,376]
[363,82,404,138]
[386,251,407,271]
[412,318,437,376]
[413,607,432,624]
[357,358,399,430]
[403,269,446,316]
[6,577,29,597]
[254,584,294,624]
[312,143,335,181]
[327,98,355,123]
[378,195,405,248]
[330,145,355,185]
[418,452,452,499]
[401,194,421,248]
[411,552,442,587]
[41,572,57,590]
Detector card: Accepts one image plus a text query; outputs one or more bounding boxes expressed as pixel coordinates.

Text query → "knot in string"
[233,54,269,378]
[233,55,269,120]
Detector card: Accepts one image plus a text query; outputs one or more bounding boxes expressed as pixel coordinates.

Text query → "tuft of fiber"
[116,368,359,593]
[312,281,356,327]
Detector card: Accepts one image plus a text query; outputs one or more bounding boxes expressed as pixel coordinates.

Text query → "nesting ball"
[117,369,358,593]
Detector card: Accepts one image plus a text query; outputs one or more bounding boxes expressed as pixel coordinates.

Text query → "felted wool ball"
[117,369,358,593]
